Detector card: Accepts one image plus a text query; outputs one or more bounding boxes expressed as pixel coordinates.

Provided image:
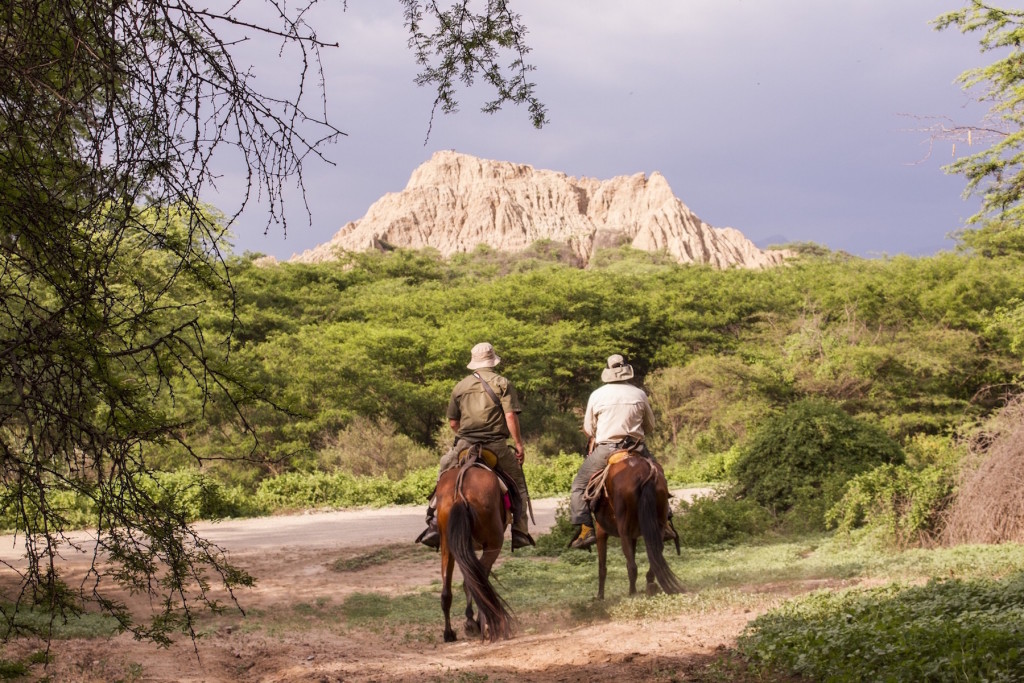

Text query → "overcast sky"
[213,1,994,261]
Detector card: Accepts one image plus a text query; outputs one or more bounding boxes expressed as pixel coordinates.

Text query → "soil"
[0,498,811,682]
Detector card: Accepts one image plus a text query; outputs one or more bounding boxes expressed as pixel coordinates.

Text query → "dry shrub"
[319,416,435,479]
[941,395,1024,545]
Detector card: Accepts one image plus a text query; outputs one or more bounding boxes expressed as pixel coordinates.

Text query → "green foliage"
[318,416,437,478]
[138,470,261,521]
[935,4,1024,241]
[253,467,436,511]
[826,463,957,546]
[663,446,740,485]
[522,452,579,498]
[527,500,578,556]
[732,399,904,521]
[674,494,774,547]
[826,433,965,546]
[739,573,1024,682]
[183,248,1024,488]
[647,357,789,463]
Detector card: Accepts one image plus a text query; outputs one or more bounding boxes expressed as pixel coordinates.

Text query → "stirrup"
[415,518,440,549]
[511,529,535,550]
[569,525,596,550]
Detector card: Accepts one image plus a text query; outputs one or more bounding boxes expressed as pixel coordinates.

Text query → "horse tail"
[638,480,685,595]
[447,500,514,641]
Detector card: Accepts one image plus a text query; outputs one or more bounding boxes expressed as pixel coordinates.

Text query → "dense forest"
[74,238,1012,527]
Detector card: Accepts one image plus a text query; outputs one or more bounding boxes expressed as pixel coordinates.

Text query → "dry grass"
[941,395,1024,546]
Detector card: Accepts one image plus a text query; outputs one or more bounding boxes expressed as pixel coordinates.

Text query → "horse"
[434,448,515,642]
[590,451,685,599]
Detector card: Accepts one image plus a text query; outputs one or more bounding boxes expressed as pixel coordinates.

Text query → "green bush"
[732,399,903,524]
[663,446,741,485]
[253,468,436,511]
[826,462,957,546]
[523,451,580,497]
[0,486,95,533]
[739,573,1024,682]
[674,492,774,547]
[141,469,261,520]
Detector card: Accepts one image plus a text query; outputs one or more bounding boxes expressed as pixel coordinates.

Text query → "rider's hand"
[514,444,525,465]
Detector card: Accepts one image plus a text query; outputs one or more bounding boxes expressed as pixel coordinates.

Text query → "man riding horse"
[569,354,675,549]
[417,342,536,550]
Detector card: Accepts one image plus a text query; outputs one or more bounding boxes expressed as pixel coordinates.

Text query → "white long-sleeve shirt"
[583,382,655,443]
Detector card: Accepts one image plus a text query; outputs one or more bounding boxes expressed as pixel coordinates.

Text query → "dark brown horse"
[435,454,515,642]
[592,452,684,599]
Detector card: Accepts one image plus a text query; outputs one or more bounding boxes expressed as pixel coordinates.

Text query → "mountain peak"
[291,153,789,269]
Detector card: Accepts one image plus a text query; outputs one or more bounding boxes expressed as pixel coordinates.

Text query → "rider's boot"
[510,494,535,549]
[511,528,535,549]
[569,524,596,550]
[415,504,440,549]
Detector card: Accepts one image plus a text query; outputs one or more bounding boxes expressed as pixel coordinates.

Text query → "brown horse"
[435,454,515,642]
[592,453,684,599]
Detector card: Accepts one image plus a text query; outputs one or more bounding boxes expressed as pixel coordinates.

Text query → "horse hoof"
[444,630,457,643]
[646,583,662,596]
[465,619,480,637]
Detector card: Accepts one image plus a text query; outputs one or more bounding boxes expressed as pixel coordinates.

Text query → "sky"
[213,1,996,261]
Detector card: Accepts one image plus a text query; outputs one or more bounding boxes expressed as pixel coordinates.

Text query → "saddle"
[457,444,499,470]
[455,443,513,503]
[582,447,654,508]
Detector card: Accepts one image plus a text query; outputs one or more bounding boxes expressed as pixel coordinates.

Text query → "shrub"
[826,462,957,546]
[663,446,741,485]
[141,469,260,520]
[0,486,94,533]
[941,394,1024,546]
[523,451,580,497]
[253,467,436,511]
[739,573,1024,682]
[674,493,774,547]
[732,399,903,524]
[319,416,436,479]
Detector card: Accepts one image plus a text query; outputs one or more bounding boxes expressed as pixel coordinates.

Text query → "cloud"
[214,0,992,260]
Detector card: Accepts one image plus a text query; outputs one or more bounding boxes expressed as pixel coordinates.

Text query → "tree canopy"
[0,0,544,643]
[936,2,1024,254]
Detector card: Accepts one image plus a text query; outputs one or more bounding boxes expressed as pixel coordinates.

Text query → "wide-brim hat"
[601,354,634,383]
[467,342,501,370]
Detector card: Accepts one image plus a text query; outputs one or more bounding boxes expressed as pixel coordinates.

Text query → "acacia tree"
[935,2,1024,255]
[0,0,543,643]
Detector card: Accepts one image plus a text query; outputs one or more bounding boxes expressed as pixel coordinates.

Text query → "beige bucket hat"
[467,342,501,370]
[601,354,635,383]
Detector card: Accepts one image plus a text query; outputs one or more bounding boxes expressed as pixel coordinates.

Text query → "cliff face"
[291,151,788,269]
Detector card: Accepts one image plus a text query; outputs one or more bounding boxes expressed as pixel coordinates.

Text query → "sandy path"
[0,488,790,683]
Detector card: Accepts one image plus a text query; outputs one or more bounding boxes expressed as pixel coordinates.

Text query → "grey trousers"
[569,442,655,526]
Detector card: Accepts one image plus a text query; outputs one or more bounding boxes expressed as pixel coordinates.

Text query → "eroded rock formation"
[291,151,788,269]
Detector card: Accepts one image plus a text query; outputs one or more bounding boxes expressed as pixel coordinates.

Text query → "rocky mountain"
[289,151,789,269]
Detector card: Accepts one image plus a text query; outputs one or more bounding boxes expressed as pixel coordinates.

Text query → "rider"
[416,342,536,550]
[568,353,673,550]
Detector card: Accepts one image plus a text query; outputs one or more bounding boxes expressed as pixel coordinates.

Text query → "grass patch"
[0,602,122,640]
[340,591,439,627]
[330,544,422,572]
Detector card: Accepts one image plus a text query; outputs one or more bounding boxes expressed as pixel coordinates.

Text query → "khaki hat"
[467,342,501,370]
[601,354,634,383]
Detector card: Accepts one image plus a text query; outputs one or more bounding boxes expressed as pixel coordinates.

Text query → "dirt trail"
[0,491,796,682]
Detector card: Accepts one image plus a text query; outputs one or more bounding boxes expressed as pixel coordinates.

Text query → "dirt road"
[0,489,710,562]
[0,488,790,683]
